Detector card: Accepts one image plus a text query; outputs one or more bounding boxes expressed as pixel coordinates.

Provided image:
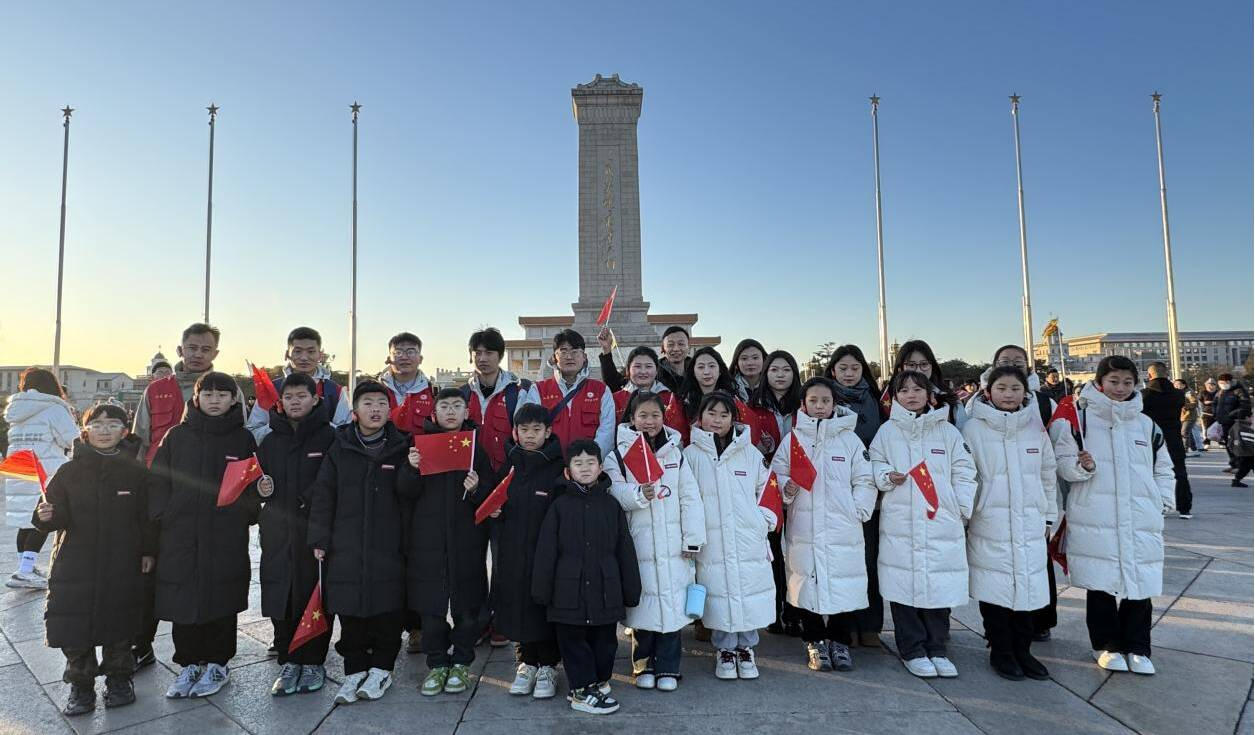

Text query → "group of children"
[21,321,1176,718]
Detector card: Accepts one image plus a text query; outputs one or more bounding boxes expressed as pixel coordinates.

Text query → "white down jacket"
[871,401,977,609]
[3,390,78,527]
[1054,382,1175,600]
[962,397,1058,610]
[770,407,877,615]
[685,425,776,633]
[606,424,707,633]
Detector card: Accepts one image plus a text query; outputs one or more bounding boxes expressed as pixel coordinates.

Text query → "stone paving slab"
[1089,646,1252,735]
[452,710,986,735]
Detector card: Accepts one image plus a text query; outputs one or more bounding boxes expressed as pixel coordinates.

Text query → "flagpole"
[1009,94,1035,360]
[204,103,218,324]
[870,95,889,374]
[349,102,361,395]
[52,105,73,375]
[1151,92,1182,377]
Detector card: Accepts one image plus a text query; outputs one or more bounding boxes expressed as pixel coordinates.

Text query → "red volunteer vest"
[538,377,607,453]
[387,385,435,435]
[467,389,513,471]
[143,376,187,467]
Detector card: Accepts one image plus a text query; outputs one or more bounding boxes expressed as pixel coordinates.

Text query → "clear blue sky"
[1,1,1250,376]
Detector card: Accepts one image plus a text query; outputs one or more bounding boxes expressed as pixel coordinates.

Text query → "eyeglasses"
[556,347,584,356]
[902,361,931,371]
[390,348,420,358]
[86,421,125,431]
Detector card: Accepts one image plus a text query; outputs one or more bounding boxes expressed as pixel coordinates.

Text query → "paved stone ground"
[0,451,1248,734]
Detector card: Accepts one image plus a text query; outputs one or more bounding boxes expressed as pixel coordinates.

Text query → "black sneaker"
[569,686,619,715]
[405,629,423,654]
[63,683,96,716]
[806,641,833,672]
[1014,650,1050,680]
[104,676,136,708]
[1032,630,1052,642]
[133,645,156,672]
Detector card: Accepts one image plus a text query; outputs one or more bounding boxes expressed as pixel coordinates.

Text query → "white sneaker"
[656,675,677,691]
[597,680,611,695]
[1094,650,1129,672]
[634,672,656,689]
[335,671,368,704]
[5,572,46,590]
[31,566,47,579]
[1127,654,1156,675]
[736,648,759,680]
[714,649,738,680]
[533,666,558,699]
[355,668,392,700]
[509,663,538,695]
[166,664,204,698]
[188,663,229,698]
[904,657,938,678]
[930,656,958,678]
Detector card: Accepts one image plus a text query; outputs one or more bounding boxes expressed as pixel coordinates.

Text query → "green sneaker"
[444,664,471,694]
[421,667,449,697]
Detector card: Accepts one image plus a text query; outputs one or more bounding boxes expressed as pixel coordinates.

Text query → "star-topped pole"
[1009,93,1035,361]
[52,105,74,373]
[1150,91,1182,376]
[869,93,889,374]
[203,102,219,324]
[349,101,362,395]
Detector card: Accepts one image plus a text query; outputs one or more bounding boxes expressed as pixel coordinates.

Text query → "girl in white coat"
[3,368,78,589]
[871,371,977,679]
[606,391,706,692]
[1054,356,1175,676]
[684,393,775,681]
[772,378,877,674]
[962,367,1058,681]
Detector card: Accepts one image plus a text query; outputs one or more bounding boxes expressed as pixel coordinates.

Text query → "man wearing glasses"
[536,329,616,458]
[247,327,352,441]
[378,332,437,436]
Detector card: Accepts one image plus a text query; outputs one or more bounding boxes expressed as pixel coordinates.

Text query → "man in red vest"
[245,326,352,441]
[378,332,437,435]
[536,329,615,458]
[461,328,539,472]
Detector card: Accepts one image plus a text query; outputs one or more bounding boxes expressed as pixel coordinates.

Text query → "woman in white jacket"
[685,393,775,681]
[871,371,977,679]
[1054,356,1175,676]
[606,392,706,692]
[771,378,877,674]
[3,368,79,589]
[962,367,1058,681]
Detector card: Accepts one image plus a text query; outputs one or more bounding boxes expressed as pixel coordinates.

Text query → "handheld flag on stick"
[596,285,618,326]
[758,471,783,530]
[789,433,818,492]
[623,432,664,486]
[879,384,893,418]
[413,430,476,475]
[475,466,514,525]
[218,454,263,507]
[248,362,280,413]
[1049,395,1084,450]
[1047,515,1069,575]
[0,451,48,499]
[907,461,939,519]
[289,563,330,654]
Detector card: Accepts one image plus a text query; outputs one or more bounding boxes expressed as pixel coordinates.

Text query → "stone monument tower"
[509,74,718,379]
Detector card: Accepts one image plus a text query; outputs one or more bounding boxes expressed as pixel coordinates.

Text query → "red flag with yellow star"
[474,466,515,525]
[217,454,263,507]
[288,581,329,654]
[907,460,939,519]
[0,451,48,499]
[248,362,281,413]
[758,471,783,529]
[789,433,818,492]
[414,430,476,475]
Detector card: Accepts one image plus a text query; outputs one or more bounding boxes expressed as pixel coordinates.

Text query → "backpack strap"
[504,379,532,426]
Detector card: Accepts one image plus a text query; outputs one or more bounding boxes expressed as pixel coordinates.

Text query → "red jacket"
[538,377,607,454]
[143,376,186,467]
[388,387,435,435]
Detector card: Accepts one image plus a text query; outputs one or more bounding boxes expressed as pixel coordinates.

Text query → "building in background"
[434,367,475,389]
[0,365,136,412]
[1033,330,1253,379]
[507,314,720,381]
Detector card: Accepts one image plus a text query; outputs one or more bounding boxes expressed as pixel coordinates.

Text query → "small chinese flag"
[596,285,618,326]
[0,451,48,499]
[879,384,893,418]
[622,432,664,485]
[789,433,817,492]
[288,582,330,654]
[413,430,476,475]
[908,460,939,519]
[218,454,263,507]
[249,362,281,413]
[1048,395,1081,435]
[1047,515,1069,575]
[475,466,515,525]
[664,394,686,433]
[758,471,783,529]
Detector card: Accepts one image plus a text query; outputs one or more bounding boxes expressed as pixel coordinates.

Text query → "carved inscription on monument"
[597,146,622,273]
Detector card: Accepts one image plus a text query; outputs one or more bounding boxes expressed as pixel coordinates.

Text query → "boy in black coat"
[532,440,641,715]
[489,403,566,699]
[307,380,410,705]
[149,371,258,701]
[401,388,497,697]
[254,373,336,696]
[34,404,156,716]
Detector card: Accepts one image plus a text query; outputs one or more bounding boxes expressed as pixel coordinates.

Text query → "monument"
[508,74,719,379]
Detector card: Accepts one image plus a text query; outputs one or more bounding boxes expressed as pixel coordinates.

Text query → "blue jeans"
[630,629,682,677]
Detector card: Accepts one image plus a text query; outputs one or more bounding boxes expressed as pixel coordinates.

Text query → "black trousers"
[421,611,478,668]
[979,602,1035,655]
[1031,541,1059,633]
[15,527,48,554]
[890,603,949,660]
[1164,434,1193,514]
[852,509,884,636]
[1086,591,1152,657]
[797,609,853,644]
[517,637,561,667]
[630,629,681,677]
[1235,456,1253,482]
[63,641,134,685]
[336,610,403,675]
[271,616,332,666]
[768,530,799,625]
[172,615,237,667]
[554,623,617,692]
